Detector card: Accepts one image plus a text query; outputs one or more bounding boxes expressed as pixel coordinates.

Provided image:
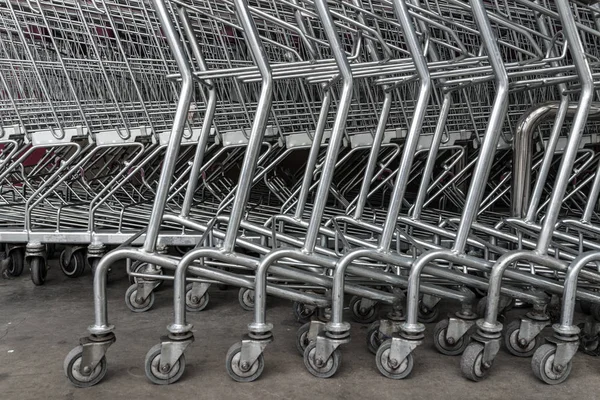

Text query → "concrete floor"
[1,260,600,400]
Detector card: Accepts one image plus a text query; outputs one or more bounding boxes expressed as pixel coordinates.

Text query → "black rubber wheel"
[366,321,388,355]
[296,322,311,356]
[60,249,86,278]
[531,344,572,385]
[145,343,186,385]
[185,283,210,312]
[375,340,414,379]
[125,284,155,312]
[504,320,540,357]
[293,301,316,324]
[6,248,24,277]
[30,257,47,286]
[417,301,440,324]
[225,342,264,382]
[349,296,379,324]
[303,342,341,379]
[64,345,107,388]
[433,319,468,356]
[460,342,490,382]
[238,287,255,311]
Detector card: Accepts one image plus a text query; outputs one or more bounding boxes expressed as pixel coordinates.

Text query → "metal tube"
[558,251,600,330]
[143,0,194,253]
[302,0,353,253]
[221,0,273,252]
[378,0,432,251]
[536,0,594,253]
[511,102,600,219]
[451,0,509,253]
[177,7,217,219]
[294,90,331,219]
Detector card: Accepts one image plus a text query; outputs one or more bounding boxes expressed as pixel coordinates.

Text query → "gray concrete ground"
[1,260,600,400]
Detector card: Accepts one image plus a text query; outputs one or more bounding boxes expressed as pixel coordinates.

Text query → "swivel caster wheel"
[417,301,439,324]
[303,342,341,379]
[504,320,540,357]
[238,287,255,311]
[293,301,316,324]
[349,296,379,324]
[145,343,186,385]
[531,344,572,385]
[185,283,210,312]
[366,321,388,355]
[60,249,86,278]
[6,248,24,277]
[460,342,491,381]
[433,319,469,356]
[375,340,414,379]
[64,345,107,388]
[125,284,155,313]
[225,342,264,382]
[29,257,47,286]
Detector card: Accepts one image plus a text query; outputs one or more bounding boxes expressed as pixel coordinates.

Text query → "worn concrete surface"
[1,261,599,400]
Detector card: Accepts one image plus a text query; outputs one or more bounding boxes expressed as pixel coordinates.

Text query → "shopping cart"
[53,0,600,388]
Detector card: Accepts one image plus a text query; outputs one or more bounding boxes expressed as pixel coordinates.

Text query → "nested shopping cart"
[50,0,600,389]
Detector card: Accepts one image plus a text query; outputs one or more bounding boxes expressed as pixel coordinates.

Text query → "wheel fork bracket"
[240,334,272,367]
[315,333,348,363]
[80,334,116,374]
[547,336,579,368]
[159,335,194,371]
[190,282,210,299]
[422,294,441,309]
[517,318,549,343]
[482,338,501,365]
[389,336,421,365]
[136,280,160,302]
[447,317,476,343]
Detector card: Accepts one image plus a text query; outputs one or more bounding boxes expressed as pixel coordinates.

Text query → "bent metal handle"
[535,0,594,254]
[143,0,194,253]
[450,0,509,254]
[221,0,274,253]
[301,0,354,254]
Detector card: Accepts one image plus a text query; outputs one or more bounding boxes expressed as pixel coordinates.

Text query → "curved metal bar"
[378,0,432,252]
[536,0,594,253]
[556,251,600,333]
[511,102,600,219]
[177,8,217,219]
[481,250,563,329]
[450,0,509,253]
[221,0,274,252]
[142,0,194,253]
